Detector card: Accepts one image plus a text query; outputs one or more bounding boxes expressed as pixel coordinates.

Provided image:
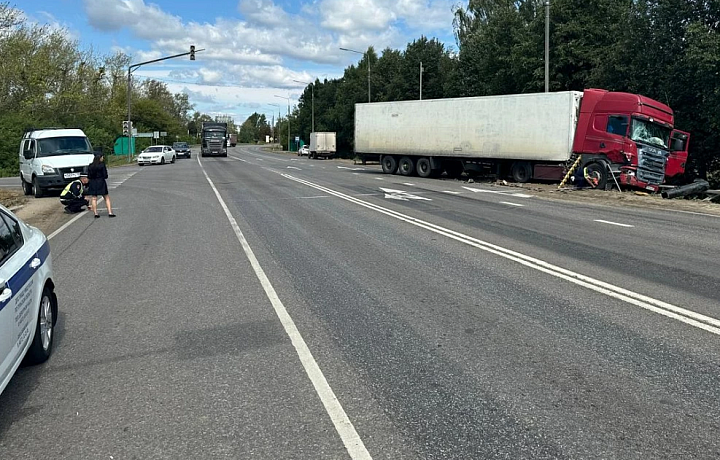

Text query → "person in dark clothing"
[59,175,89,213]
[87,152,115,218]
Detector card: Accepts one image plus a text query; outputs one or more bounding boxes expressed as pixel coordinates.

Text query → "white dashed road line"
[594,219,634,228]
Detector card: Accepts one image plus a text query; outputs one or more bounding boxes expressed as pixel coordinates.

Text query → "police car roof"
[26,129,87,139]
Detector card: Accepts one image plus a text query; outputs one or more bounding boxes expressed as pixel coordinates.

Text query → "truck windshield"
[37,136,93,157]
[630,118,670,149]
[203,132,225,139]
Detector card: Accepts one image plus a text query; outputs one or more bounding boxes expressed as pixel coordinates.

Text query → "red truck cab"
[572,89,686,192]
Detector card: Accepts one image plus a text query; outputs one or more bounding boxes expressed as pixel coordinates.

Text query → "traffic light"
[122,120,130,136]
[190,45,195,61]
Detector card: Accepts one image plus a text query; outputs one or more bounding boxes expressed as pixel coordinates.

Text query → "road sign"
[160,131,167,137]
[136,132,154,138]
[153,131,160,139]
[295,136,300,142]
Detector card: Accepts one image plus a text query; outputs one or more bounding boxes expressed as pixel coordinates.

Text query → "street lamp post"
[340,47,370,102]
[274,95,291,152]
[127,46,204,162]
[419,61,424,100]
[293,79,314,133]
[545,1,550,93]
[268,103,280,149]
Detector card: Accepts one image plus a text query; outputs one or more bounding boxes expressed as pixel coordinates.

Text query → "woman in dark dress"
[87,153,115,218]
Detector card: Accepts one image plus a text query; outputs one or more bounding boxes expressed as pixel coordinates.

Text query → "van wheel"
[381,156,398,174]
[511,161,532,183]
[33,177,44,198]
[22,177,33,195]
[24,287,56,365]
[171,155,176,164]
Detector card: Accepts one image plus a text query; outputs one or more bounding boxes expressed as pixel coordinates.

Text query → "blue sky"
[17,0,460,124]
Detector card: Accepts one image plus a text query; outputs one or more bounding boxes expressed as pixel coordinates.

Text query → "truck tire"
[582,162,607,189]
[398,157,415,176]
[22,177,33,196]
[416,158,433,178]
[511,161,532,183]
[33,177,44,198]
[381,156,398,174]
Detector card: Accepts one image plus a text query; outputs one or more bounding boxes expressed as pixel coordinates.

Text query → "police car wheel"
[24,287,56,365]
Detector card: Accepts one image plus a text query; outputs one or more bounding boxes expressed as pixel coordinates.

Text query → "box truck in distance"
[354,90,690,192]
[309,132,336,159]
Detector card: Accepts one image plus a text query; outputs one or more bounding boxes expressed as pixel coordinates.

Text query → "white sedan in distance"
[137,145,176,165]
[298,145,309,156]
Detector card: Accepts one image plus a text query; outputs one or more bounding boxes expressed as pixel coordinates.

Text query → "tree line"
[278,0,719,185]
[0,3,204,176]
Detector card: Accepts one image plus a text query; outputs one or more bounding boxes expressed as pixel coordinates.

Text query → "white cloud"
[82,0,456,115]
[238,0,289,27]
[319,0,455,34]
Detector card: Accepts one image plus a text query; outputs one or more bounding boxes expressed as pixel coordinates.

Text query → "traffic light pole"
[126,46,203,162]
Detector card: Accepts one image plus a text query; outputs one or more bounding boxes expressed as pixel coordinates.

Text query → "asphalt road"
[1,145,719,459]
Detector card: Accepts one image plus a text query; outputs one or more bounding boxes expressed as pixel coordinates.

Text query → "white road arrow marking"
[462,186,533,198]
[380,188,432,201]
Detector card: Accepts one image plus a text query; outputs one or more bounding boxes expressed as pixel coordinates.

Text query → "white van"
[19,128,95,198]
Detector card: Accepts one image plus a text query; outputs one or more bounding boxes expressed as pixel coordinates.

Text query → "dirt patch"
[0,189,28,210]
[469,179,720,216]
[14,196,74,235]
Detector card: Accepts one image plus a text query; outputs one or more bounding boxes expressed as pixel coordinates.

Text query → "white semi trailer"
[354,90,685,191]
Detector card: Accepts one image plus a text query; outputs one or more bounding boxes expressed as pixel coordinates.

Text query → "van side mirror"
[23,149,33,160]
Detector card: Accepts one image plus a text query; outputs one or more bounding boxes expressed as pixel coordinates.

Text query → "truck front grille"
[637,146,668,184]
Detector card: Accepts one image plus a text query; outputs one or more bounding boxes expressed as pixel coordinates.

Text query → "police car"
[0,204,57,396]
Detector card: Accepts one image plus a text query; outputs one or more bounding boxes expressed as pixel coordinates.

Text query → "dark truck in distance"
[172,142,191,159]
[201,122,228,157]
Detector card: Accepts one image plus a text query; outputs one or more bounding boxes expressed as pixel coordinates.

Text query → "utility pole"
[268,103,279,149]
[340,47,371,102]
[127,46,204,162]
[419,61,424,100]
[545,1,550,93]
[274,95,291,151]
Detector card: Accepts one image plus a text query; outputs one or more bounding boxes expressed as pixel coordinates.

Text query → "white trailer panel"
[354,92,582,163]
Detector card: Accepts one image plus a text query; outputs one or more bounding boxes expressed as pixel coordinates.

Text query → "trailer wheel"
[398,157,415,176]
[511,161,532,183]
[381,156,398,174]
[416,158,433,178]
[582,162,607,189]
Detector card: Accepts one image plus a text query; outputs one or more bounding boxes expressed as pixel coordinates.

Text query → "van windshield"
[37,136,93,157]
[630,118,670,149]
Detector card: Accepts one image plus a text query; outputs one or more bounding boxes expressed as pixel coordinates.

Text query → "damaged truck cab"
[573,89,690,191]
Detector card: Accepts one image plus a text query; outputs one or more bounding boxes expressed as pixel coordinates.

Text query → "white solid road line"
[281,174,720,337]
[198,157,372,460]
[500,201,525,207]
[594,219,634,228]
[47,197,105,240]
